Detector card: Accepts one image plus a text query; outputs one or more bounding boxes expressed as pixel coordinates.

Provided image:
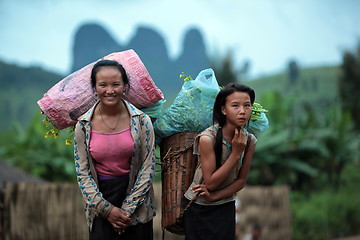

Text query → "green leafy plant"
[250,102,268,121]
[291,170,360,240]
[0,113,75,182]
[42,115,74,145]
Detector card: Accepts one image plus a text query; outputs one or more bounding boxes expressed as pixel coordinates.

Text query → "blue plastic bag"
[154,68,220,143]
[140,99,166,119]
[247,112,269,137]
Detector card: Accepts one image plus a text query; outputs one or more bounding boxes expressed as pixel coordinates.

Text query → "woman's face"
[95,66,125,106]
[221,91,252,127]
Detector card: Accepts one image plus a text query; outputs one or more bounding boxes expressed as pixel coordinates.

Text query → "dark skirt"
[184,200,236,240]
[90,175,153,240]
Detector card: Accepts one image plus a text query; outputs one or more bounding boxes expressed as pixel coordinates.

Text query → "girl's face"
[95,66,125,106]
[221,91,252,127]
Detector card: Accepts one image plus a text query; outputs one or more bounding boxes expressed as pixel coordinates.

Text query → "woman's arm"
[193,143,256,201]
[120,114,156,215]
[201,128,247,191]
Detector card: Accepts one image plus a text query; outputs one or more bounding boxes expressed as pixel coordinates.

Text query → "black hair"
[90,59,129,91]
[213,83,255,169]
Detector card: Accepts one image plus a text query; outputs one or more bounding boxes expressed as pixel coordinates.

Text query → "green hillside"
[245,65,340,109]
[0,61,64,131]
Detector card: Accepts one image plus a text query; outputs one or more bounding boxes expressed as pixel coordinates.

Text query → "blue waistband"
[97,174,129,181]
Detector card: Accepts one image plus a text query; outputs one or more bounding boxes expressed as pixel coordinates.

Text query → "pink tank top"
[89,128,134,177]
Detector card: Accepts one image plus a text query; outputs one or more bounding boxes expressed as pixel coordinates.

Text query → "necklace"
[99,107,121,130]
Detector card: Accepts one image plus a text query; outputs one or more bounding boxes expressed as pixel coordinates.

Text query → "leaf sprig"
[251,103,268,121]
[43,116,74,145]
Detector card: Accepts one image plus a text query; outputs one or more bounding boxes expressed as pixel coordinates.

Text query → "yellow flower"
[179,71,193,82]
[42,114,74,146]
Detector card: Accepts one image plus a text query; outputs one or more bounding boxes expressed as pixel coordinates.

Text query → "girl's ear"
[221,106,226,115]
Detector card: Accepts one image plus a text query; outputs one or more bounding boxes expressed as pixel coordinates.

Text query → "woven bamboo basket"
[160,131,198,235]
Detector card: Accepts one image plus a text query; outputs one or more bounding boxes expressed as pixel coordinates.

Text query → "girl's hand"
[231,127,247,155]
[107,207,131,234]
[192,184,215,202]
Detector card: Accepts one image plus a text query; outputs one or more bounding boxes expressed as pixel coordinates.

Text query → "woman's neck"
[99,100,124,116]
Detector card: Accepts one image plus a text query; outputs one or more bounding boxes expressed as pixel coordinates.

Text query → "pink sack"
[37,49,164,129]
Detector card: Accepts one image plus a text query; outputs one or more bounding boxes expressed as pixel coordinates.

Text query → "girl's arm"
[201,128,247,191]
[193,143,256,201]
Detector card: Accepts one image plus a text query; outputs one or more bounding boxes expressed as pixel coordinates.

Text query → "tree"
[209,49,238,86]
[338,44,360,130]
[287,59,299,88]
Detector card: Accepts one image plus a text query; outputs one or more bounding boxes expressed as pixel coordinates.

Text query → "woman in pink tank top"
[74,60,156,240]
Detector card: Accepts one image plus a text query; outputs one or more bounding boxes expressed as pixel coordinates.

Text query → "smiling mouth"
[103,96,118,101]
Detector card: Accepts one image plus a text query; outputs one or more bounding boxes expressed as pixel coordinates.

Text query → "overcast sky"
[0,0,359,77]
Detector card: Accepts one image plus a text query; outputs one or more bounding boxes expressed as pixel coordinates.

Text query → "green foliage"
[0,112,75,182]
[291,163,360,240]
[241,58,360,238]
[247,90,360,191]
[250,103,268,121]
[43,116,75,145]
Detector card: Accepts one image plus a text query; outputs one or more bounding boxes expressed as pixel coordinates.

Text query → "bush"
[291,163,360,240]
[0,113,75,182]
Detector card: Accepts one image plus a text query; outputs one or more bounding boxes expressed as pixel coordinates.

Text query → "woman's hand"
[191,184,215,202]
[107,207,131,234]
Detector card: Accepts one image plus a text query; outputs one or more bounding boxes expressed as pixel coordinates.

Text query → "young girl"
[184,83,257,240]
